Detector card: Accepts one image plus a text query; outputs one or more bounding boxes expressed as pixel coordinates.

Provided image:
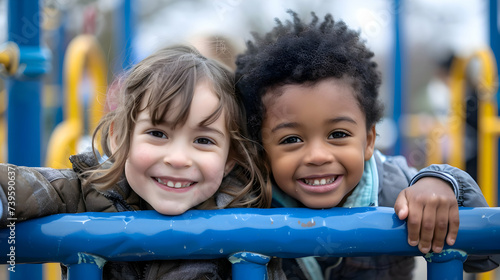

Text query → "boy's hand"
[394,177,459,254]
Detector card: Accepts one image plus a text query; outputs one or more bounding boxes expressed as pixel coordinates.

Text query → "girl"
[0,45,279,279]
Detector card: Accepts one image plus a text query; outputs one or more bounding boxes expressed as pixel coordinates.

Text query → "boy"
[235,10,498,279]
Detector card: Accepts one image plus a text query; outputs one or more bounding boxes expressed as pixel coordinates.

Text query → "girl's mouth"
[153,177,195,189]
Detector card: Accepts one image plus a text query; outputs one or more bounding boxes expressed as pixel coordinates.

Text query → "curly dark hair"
[235,10,384,144]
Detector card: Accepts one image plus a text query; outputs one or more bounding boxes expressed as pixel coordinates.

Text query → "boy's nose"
[304,141,334,166]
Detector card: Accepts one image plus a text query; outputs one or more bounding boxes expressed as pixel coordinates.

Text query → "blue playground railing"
[0,207,499,280]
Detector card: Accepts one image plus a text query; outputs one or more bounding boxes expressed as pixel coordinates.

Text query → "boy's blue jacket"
[272,150,499,280]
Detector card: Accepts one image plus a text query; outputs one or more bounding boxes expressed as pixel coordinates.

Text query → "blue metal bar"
[0,207,498,265]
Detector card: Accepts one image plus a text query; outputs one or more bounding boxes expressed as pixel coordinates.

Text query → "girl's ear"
[364,125,376,161]
[224,159,236,177]
[109,122,118,154]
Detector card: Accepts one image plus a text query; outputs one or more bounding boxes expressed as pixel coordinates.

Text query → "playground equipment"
[448,49,499,209]
[2,0,500,279]
[44,34,107,169]
[0,207,499,280]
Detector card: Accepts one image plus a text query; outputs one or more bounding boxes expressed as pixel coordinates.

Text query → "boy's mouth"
[153,177,195,189]
[301,176,337,186]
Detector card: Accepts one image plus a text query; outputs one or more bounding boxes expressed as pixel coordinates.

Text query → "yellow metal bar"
[44,263,61,280]
[0,51,10,66]
[45,35,108,168]
[448,57,468,169]
[0,42,19,76]
[475,49,499,208]
[426,124,445,165]
[435,49,499,280]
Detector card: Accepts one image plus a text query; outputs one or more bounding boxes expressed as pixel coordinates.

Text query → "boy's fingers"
[431,205,449,253]
[446,204,460,246]
[418,204,437,254]
[394,190,409,220]
[406,200,422,247]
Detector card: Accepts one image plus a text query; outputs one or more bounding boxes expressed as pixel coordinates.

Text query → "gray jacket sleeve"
[375,150,487,207]
[0,164,84,228]
[410,164,487,207]
[374,151,498,272]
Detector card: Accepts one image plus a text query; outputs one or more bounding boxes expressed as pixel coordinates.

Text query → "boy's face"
[261,78,376,208]
[122,81,233,215]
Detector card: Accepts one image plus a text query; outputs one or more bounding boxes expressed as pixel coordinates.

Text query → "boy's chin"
[299,198,341,209]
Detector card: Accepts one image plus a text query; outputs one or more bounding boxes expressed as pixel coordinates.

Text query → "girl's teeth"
[155,178,193,188]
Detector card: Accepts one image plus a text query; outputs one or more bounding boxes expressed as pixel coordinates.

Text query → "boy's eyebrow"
[271,117,357,133]
[271,122,299,133]
[327,116,357,125]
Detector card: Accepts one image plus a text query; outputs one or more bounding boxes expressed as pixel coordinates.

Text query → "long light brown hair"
[85,45,271,209]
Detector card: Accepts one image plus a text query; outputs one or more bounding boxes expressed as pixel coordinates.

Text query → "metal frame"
[1,207,499,280]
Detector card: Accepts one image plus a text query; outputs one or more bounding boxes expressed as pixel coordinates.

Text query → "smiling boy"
[236,10,498,279]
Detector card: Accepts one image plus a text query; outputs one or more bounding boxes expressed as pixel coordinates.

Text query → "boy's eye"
[280,136,302,144]
[329,131,349,139]
[195,137,215,145]
[147,130,167,139]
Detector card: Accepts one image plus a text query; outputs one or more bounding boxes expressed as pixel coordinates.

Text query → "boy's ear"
[224,159,236,177]
[109,122,118,154]
[364,125,376,161]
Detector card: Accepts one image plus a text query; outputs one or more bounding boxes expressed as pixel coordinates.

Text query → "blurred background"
[0,0,498,279]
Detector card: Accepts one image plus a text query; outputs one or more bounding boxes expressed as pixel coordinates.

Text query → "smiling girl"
[0,45,280,279]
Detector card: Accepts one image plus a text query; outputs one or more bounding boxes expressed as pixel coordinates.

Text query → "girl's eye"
[147,130,167,139]
[195,137,215,145]
[280,136,302,144]
[329,131,349,139]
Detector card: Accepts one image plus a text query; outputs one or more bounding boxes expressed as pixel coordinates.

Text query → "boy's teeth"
[303,177,335,186]
[155,178,193,188]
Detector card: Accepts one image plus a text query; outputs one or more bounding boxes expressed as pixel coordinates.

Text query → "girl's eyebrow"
[271,122,299,133]
[136,117,152,124]
[136,115,225,137]
[196,126,226,138]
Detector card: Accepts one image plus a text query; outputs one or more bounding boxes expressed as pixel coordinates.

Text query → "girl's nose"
[304,140,334,166]
[163,144,193,168]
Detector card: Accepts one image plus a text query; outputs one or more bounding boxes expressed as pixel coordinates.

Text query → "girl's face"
[261,78,376,208]
[123,81,233,215]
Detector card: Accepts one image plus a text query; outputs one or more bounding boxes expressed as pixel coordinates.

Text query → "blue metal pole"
[6,0,50,166]
[392,0,404,155]
[425,249,467,280]
[114,0,135,72]
[490,0,500,207]
[6,0,50,279]
[229,252,270,280]
[66,253,105,280]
